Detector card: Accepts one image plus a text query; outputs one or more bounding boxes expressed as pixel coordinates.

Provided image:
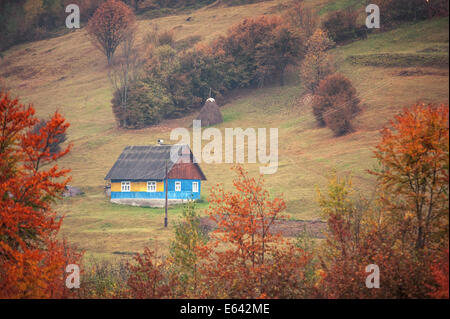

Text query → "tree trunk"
[279,67,285,86]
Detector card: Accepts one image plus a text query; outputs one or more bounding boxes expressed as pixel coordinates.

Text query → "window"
[121,181,130,192]
[147,181,157,192]
[192,182,199,193]
[175,181,181,192]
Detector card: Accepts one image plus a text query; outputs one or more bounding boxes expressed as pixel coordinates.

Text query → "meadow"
[1,0,448,261]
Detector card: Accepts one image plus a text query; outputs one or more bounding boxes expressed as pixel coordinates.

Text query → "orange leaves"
[196,166,310,298]
[370,103,449,250]
[127,248,180,299]
[0,91,79,298]
[127,166,312,298]
[87,0,136,65]
[429,249,449,299]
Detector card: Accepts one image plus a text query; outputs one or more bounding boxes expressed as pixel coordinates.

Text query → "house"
[104,144,206,207]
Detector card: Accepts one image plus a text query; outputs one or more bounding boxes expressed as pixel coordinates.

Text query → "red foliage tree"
[430,249,449,299]
[370,103,449,251]
[87,0,136,65]
[0,92,81,298]
[196,166,312,298]
[127,248,180,298]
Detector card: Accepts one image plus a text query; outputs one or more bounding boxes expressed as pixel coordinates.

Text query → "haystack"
[196,98,223,127]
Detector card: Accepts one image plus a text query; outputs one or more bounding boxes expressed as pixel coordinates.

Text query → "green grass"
[336,17,449,57]
[317,0,365,15]
[1,0,448,261]
[347,53,449,67]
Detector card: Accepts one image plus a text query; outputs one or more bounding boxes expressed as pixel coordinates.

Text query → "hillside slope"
[1,0,448,260]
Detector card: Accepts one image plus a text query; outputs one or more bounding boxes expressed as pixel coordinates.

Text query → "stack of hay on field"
[196,98,223,127]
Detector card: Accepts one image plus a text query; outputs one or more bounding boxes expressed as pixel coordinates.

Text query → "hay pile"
[196,98,223,127]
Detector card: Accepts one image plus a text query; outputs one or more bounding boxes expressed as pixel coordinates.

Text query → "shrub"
[311,73,360,135]
[112,80,171,128]
[322,9,359,43]
[376,0,449,26]
[323,94,358,136]
[158,29,175,46]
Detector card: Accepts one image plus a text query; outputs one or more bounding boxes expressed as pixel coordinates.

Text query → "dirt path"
[200,217,327,239]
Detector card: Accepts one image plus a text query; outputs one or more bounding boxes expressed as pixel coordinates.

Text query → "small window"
[147,181,157,192]
[192,182,199,193]
[175,181,181,192]
[121,181,131,192]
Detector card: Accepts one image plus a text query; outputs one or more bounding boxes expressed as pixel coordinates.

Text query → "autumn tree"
[196,166,312,298]
[322,9,359,43]
[127,248,180,298]
[318,105,449,298]
[169,201,207,296]
[33,118,68,155]
[316,172,439,298]
[216,15,303,88]
[87,0,136,65]
[109,25,147,127]
[284,0,318,40]
[300,29,335,94]
[0,91,81,298]
[311,73,360,136]
[315,174,360,298]
[370,103,449,251]
[255,21,304,86]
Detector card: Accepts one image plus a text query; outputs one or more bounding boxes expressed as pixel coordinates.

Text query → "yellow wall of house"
[131,182,147,192]
[111,182,121,192]
[111,181,165,192]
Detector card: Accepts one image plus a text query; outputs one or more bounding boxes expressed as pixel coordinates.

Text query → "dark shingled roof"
[104,145,205,181]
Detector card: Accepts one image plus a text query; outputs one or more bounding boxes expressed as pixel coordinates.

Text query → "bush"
[311,73,360,135]
[376,0,449,26]
[112,80,171,128]
[323,94,358,136]
[158,29,175,46]
[322,9,359,43]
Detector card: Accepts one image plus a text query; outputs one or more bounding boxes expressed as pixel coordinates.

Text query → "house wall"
[110,179,201,200]
[111,181,164,192]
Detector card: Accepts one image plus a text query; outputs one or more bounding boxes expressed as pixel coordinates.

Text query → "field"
[1,0,448,261]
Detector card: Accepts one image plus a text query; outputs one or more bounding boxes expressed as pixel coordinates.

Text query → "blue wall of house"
[111,179,201,200]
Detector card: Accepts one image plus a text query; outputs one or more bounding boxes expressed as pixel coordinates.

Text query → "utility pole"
[164,160,168,227]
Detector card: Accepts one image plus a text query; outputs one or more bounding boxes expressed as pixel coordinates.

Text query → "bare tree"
[108,27,145,127]
[285,0,319,40]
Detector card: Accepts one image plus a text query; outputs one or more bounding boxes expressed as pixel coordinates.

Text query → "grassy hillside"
[1,0,448,261]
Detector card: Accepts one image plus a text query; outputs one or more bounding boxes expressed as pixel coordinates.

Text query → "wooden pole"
[164,160,168,227]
